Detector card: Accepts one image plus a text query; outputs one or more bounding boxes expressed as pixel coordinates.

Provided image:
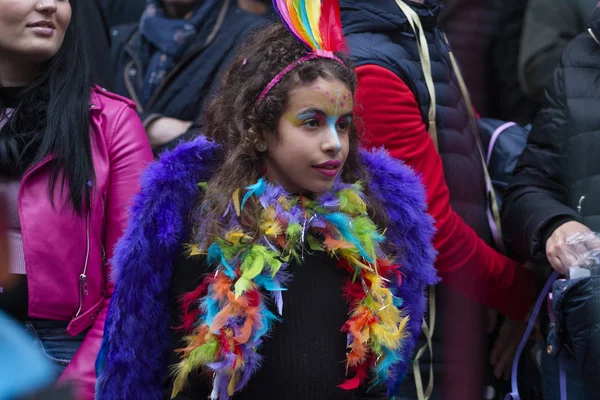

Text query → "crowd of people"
[0,1,598,400]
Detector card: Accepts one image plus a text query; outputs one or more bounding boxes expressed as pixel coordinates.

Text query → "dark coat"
[547,275,600,395]
[110,0,265,129]
[98,0,145,28]
[503,6,600,261]
[81,0,115,90]
[503,11,600,390]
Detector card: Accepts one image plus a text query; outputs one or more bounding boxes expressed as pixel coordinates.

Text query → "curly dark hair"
[193,22,388,244]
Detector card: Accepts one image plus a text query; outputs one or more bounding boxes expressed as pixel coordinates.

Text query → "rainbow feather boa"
[171,179,409,399]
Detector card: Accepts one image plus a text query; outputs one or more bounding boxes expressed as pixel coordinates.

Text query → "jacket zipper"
[101,193,107,270]
[577,195,586,215]
[75,204,91,317]
[589,28,600,46]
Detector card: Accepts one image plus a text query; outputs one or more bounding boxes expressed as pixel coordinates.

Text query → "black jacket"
[98,0,145,28]
[110,0,265,138]
[503,7,600,261]
[81,0,115,90]
[547,276,600,397]
[503,12,600,389]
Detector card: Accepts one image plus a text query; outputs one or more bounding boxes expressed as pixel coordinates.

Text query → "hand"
[146,117,193,148]
[489,316,527,381]
[546,221,599,274]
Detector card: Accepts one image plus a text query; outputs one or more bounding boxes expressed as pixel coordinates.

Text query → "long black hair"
[0,0,92,214]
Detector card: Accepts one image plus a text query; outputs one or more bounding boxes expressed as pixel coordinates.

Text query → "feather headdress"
[272,0,346,53]
[256,0,347,103]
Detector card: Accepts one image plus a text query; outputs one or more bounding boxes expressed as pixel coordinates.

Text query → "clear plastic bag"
[564,232,600,279]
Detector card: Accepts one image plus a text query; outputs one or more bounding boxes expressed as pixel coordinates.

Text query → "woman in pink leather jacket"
[0,0,153,398]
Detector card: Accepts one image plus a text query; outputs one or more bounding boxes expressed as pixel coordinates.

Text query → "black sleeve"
[502,62,579,261]
[163,254,214,400]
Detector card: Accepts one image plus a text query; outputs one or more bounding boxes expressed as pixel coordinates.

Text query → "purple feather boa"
[95,135,437,399]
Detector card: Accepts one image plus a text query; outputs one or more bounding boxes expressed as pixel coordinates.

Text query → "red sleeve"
[355,64,535,319]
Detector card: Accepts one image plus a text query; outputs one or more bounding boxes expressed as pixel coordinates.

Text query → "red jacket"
[20,86,153,398]
[355,65,535,320]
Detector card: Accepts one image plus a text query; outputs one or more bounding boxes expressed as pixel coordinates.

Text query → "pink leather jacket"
[21,86,153,398]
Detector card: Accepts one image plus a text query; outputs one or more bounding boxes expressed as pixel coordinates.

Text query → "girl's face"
[0,0,71,65]
[264,77,352,195]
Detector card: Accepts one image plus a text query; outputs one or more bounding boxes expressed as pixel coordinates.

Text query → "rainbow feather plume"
[272,0,346,53]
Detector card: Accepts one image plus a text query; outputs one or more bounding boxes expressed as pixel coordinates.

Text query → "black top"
[0,86,29,321]
[165,251,388,400]
[0,275,28,321]
[502,6,600,261]
[0,86,25,109]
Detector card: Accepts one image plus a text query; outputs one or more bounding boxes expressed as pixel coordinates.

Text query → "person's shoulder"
[560,28,600,70]
[145,135,222,189]
[107,22,138,45]
[224,6,269,36]
[90,85,137,112]
[361,147,424,197]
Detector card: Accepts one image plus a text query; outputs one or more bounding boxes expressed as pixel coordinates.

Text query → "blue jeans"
[541,341,593,400]
[24,321,86,377]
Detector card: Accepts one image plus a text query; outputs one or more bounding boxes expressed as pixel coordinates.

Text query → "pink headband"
[256,50,344,104]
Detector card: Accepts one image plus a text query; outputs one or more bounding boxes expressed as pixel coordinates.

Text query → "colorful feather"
[177,277,212,331]
[306,1,323,46]
[318,0,345,52]
[241,178,267,209]
[272,0,346,53]
[170,358,191,399]
[232,188,241,217]
[175,179,409,399]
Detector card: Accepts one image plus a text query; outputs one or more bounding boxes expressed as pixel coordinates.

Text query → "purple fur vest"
[95,135,437,399]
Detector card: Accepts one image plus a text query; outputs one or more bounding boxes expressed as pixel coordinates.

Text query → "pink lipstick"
[27,20,56,37]
[313,160,341,178]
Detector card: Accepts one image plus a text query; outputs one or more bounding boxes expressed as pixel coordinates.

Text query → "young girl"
[96,2,437,399]
[0,0,153,399]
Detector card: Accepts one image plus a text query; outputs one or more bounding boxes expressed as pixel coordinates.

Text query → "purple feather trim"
[235,348,262,391]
